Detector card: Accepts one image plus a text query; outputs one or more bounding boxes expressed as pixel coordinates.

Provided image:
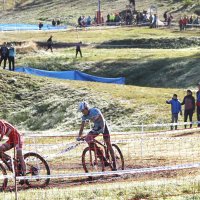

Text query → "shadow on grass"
[81,55,200,88]
[95,38,200,49]
[36,41,87,49]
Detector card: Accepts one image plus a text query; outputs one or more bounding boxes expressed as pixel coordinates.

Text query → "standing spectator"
[166,94,182,130]
[52,19,56,26]
[8,43,16,71]
[183,16,188,30]
[57,18,61,26]
[167,14,173,28]
[38,22,43,30]
[46,35,53,52]
[163,11,168,22]
[87,16,91,26]
[150,14,157,28]
[75,42,82,58]
[179,17,184,31]
[107,14,110,23]
[78,16,82,27]
[126,13,131,25]
[193,16,199,24]
[181,90,195,129]
[196,82,200,127]
[0,42,8,69]
[189,15,193,24]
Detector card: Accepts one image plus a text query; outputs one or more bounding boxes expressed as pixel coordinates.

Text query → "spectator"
[107,14,110,23]
[163,11,168,22]
[38,22,43,30]
[101,16,104,25]
[126,13,131,25]
[78,16,82,27]
[86,16,91,26]
[166,94,182,130]
[193,16,199,24]
[167,14,173,28]
[8,43,16,71]
[46,35,53,52]
[196,82,200,127]
[75,42,82,58]
[183,16,188,30]
[0,42,8,69]
[179,17,184,31]
[52,19,56,26]
[189,15,193,24]
[150,14,157,28]
[57,18,61,26]
[181,90,195,129]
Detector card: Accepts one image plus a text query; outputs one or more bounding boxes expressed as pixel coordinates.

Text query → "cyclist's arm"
[78,121,85,137]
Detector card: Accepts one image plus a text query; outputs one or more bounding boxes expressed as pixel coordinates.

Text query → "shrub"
[194,7,200,15]
[183,0,194,6]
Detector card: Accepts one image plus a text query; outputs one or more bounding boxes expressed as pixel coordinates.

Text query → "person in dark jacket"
[196,83,200,127]
[0,42,9,69]
[75,42,82,58]
[46,35,53,52]
[166,94,182,130]
[181,90,195,128]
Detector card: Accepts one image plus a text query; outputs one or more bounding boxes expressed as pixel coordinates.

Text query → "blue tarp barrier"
[15,67,125,84]
[0,24,66,31]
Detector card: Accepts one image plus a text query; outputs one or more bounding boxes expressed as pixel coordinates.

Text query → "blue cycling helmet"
[78,101,89,112]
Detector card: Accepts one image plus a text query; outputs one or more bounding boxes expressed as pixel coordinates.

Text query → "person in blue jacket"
[166,94,182,130]
[8,43,16,71]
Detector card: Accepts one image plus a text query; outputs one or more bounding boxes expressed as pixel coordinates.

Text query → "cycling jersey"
[82,108,107,134]
[0,120,23,149]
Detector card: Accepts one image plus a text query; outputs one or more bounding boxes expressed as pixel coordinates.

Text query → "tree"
[129,0,135,6]
[129,0,135,10]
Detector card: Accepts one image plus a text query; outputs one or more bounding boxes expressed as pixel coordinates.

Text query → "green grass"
[0,26,199,129]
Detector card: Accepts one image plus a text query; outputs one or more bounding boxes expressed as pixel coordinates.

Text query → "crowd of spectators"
[179,15,200,31]
[77,16,98,27]
[106,13,121,25]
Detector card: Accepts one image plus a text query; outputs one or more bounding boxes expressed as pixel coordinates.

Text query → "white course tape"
[9,162,200,181]
[22,121,200,138]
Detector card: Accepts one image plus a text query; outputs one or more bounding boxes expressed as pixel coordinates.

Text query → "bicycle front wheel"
[112,144,124,170]
[82,147,105,173]
[24,152,50,188]
[0,163,7,191]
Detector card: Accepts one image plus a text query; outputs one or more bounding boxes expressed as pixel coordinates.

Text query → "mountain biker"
[0,120,26,184]
[77,101,116,170]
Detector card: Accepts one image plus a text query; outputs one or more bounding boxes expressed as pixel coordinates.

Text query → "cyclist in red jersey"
[0,120,26,183]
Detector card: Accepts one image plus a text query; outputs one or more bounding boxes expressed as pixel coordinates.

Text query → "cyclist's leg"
[0,143,12,162]
[85,131,104,159]
[15,134,26,176]
[103,124,116,170]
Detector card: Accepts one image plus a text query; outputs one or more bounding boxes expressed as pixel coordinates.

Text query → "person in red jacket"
[181,90,195,128]
[0,120,26,184]
[179,17,184,31]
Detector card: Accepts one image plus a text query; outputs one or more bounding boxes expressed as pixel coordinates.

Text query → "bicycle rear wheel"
[24,152,50,188]
[82,147,105,173]
[0,163,7,191]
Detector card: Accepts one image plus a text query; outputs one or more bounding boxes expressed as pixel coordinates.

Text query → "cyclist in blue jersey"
[77,101,116,170]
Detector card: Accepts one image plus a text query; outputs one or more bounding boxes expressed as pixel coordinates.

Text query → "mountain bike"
[81,137,124,173]
[0,151,50,191]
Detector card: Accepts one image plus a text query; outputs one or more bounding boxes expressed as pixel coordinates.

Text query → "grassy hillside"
[1,27,199,88]
[0,69,186,131]
[0,0,199,24]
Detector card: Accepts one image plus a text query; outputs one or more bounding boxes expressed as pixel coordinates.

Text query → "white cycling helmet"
[78,101,89,112]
